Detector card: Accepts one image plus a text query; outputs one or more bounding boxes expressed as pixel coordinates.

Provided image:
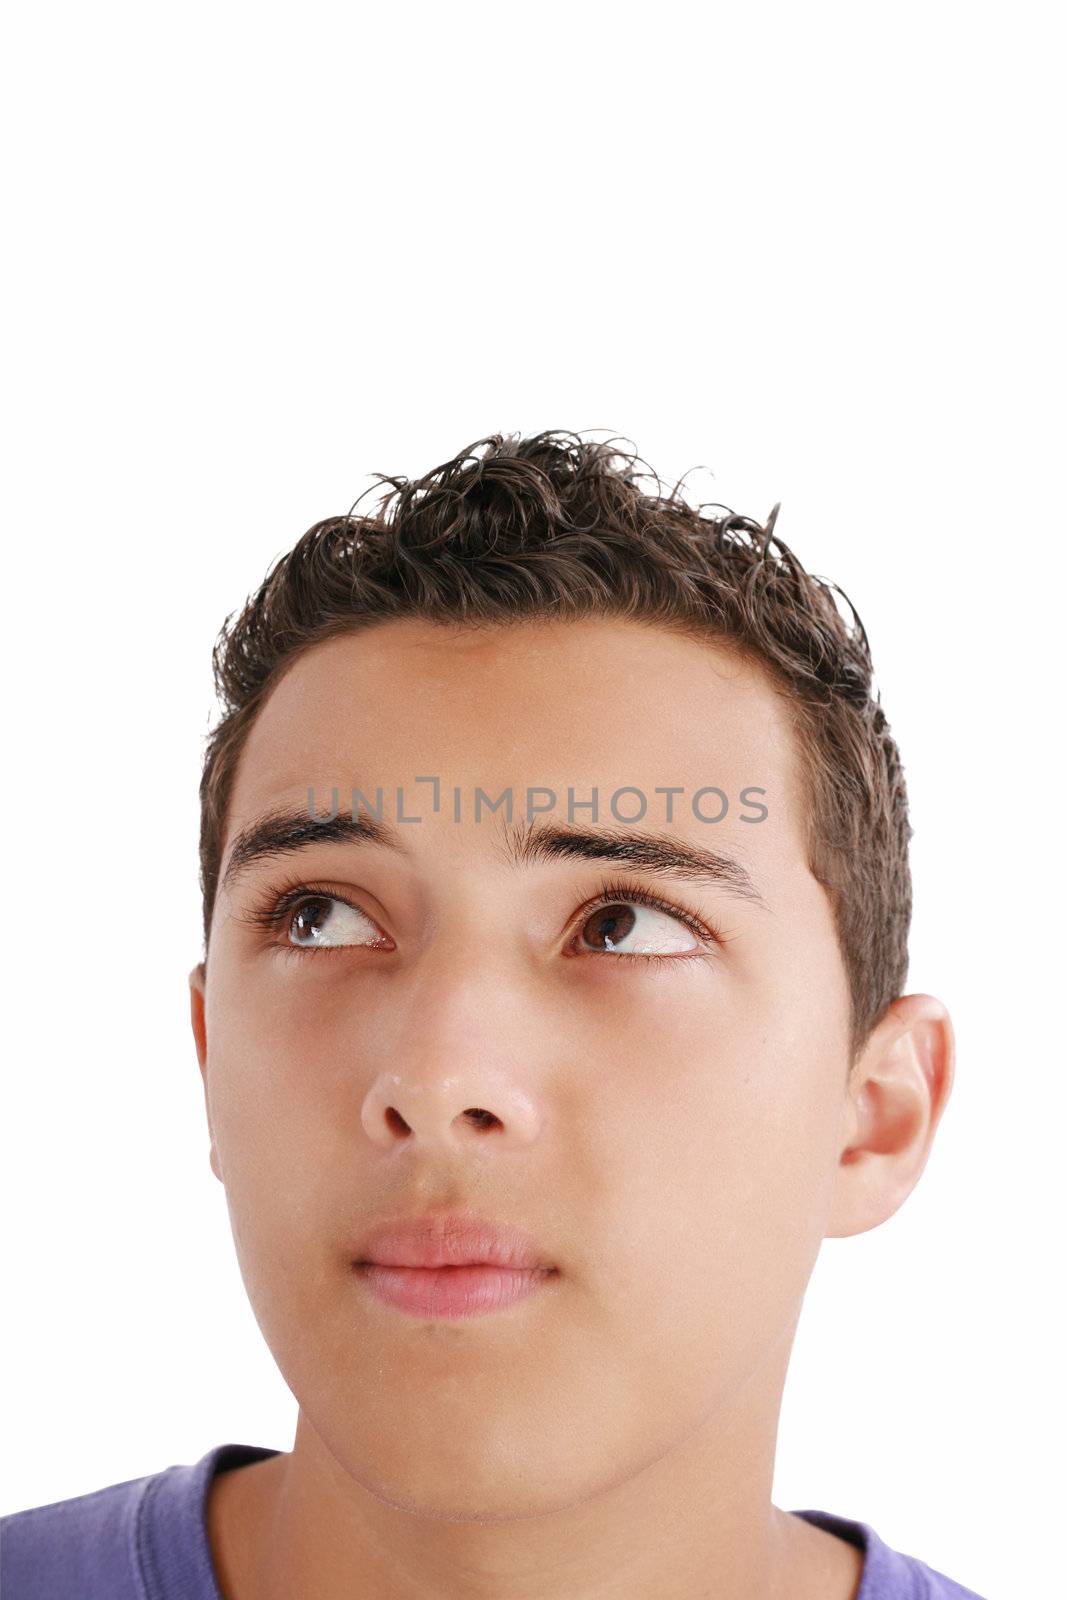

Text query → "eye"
[284,894,390,950]
[240,876,721,965]
[567,886,716,962]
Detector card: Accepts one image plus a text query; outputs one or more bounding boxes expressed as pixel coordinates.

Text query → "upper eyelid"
[570,883,717,943]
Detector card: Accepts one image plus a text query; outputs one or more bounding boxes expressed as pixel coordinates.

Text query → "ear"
[825,993,955,1238]
[189,961,223,1184]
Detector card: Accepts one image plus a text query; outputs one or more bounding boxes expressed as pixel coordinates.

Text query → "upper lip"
[353,1212,556,1271]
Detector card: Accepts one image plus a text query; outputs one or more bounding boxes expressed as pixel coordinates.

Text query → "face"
[191,617,856,1518]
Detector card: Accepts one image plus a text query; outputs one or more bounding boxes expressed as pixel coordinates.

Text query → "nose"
[358,957,547,1151]
[360,1067,543,1148]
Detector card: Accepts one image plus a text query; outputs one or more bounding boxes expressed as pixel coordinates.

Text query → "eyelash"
[239,875,723,967]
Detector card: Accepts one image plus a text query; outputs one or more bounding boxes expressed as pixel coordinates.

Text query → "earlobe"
[825,994,955,1240]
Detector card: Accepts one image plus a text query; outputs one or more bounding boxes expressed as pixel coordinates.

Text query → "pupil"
[586,904,636,950]
[294,899,330,942]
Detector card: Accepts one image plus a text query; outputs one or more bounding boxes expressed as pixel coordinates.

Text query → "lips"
[352,1212,556,1272]
[356,1262,552,1318]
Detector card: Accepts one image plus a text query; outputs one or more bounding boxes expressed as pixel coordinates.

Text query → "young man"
[2,431,986,1598]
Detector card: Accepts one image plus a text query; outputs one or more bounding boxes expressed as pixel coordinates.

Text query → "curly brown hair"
[198,430,912,1066]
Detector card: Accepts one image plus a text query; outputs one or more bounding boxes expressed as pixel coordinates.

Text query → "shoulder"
[1,1464,159,1599]
[1,1443,278,1600]
[793,1508,989,1599]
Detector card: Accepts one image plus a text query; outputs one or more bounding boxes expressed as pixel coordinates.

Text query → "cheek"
[203,983,339,1260]
[207,960,350,1106]
[594,988,845,1357]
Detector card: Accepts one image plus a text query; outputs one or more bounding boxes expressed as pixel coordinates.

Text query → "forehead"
[226,616,808,863]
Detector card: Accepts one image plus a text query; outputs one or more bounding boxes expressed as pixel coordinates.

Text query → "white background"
[3,4,1063,1595]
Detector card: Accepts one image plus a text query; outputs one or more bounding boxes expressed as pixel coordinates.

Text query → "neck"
[208,1320,862,1600]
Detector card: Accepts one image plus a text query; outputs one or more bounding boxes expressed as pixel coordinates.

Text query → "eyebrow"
[220,806,402,897]
[499,817,767,906]
[218,804,768,908]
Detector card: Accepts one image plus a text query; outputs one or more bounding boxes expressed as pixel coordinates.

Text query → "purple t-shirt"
[2,1442,988,1598]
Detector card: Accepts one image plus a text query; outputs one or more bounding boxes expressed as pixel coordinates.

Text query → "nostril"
[465,1108,499,1129]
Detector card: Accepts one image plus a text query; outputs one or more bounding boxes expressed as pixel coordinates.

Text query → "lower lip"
[355,1262,557,1318]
